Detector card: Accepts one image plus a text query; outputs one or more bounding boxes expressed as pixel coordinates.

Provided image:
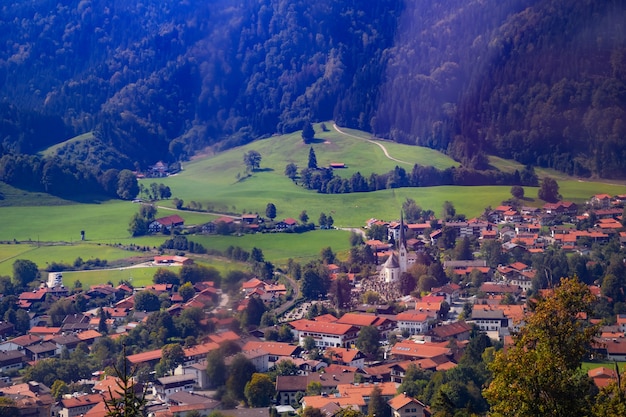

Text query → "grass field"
[0,243,138,276]
[60,256,249,288]
[0,123,624,263]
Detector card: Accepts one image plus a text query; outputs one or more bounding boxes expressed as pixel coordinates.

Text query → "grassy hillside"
[40,131,95,157]
[1,125,625,246]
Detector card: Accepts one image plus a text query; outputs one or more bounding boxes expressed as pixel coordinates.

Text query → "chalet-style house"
[149,214,185,232]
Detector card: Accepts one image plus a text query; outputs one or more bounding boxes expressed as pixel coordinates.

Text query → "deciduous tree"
[538,176,561,203]
[243,150,262,172]
[484,278,598,417]
[244,373,276,407]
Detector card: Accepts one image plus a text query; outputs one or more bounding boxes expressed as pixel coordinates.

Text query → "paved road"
[332,124,412,166]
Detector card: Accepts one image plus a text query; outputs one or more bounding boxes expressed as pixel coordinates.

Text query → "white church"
[378,215,413,283]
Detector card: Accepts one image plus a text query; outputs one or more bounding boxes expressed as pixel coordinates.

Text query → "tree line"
[293,163,538,194]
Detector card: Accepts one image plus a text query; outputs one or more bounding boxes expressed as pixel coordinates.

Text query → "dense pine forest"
[0,0,625,183]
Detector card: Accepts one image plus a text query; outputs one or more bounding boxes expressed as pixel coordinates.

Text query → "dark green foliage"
[12,259,39,288]
[133,291,161,312]
[0,1,624,179]
[265,203,277,220]
[243,150,262,172]
[538,176,561,203]
[307,147,318,169]
[356,325,380,359]
[302,123,315,144]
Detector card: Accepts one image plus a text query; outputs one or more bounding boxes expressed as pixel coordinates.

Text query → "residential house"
[335,313,396,339]
[288,319,359,349]
[389,340,455,363]
[153,375,196,401]
[591,194,613,209]
[426,321,472,343]
[24,341,58,361]
[395,311,433,336]
[388,393,431,417]
[57,394,103,417]
[149,215,185,233]
[0,382,53,417]
[0,350,26,373]
[275,372,357,405]
[324,347,366,369]
[241,341,301,367]
[301,382,398,413]
[0,334,42,352]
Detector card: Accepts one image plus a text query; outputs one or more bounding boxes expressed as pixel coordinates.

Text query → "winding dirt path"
[332,124,412,166]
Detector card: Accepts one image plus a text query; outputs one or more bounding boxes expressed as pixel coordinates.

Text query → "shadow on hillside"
[305,137,327,144]
[255,167,274,172]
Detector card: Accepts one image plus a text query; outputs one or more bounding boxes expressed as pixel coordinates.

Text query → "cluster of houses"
[2,193,626,416]
[147,212,304,235]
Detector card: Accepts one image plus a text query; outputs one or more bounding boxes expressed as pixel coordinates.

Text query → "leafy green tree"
[484,278,598,417]
[133,291,160,312]
[12,259,39,288]
[206,349,226,388]
[285,163,298,180]
[302,123,315,144]
[299,210,309,223]
[244,373,276,407]
[226,353,257,400]
[320,247,335,264]
[153,268,179,285]
[402,198,423,223]
[441,200,456,221]
[356,325,380,359]
[117,169,139,200]
[510,185,525,199]
[243,150,262,172]
[349,231,363,246]
[538,176,561,203]
[454,236,473,260]
[265,203,277,220]
[157,344,185,376]
[301,266,329,300]
[51,380,69,401]
[318,212,327,228]
[306,381,323,396]
[178,282,196,302]
[367,385,390,417]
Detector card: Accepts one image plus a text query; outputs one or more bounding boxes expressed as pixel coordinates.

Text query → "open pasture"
[0,243,136,276]
[60,257,249,288]
[190,229,353,266]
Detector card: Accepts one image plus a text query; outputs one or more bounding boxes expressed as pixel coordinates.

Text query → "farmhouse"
[149,214,185,232]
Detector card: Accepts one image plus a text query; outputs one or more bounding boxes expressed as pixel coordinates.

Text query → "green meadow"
[0,123,624,270]
[60,257,248,288]
[0,243,136,276]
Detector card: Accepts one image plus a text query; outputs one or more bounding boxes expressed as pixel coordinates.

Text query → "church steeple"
[399,212,406,249]
[398,212,408,274]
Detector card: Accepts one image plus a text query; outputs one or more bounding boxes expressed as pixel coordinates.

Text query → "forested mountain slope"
[0,0,625,177]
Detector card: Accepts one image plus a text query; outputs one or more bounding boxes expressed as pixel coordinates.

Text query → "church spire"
[399,211,406,248]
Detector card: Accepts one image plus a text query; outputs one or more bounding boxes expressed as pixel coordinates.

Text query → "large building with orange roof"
[288,319,359,349]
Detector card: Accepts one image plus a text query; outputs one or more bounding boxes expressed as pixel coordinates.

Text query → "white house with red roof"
[149,214,185,232]
[288,319,359,349]
[388,393,431,417]
[395,311,434,335]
